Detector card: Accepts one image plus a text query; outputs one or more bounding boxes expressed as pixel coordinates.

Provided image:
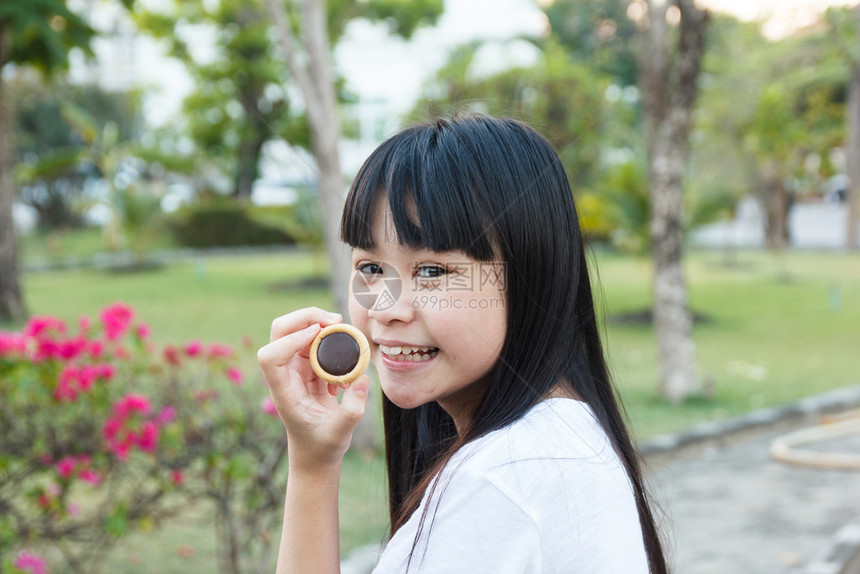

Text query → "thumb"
[336,375,370,433]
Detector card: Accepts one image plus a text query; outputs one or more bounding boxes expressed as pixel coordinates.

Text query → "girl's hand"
[257,307,371,472]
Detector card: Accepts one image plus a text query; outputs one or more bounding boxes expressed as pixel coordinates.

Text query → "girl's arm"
[257,307,370,574]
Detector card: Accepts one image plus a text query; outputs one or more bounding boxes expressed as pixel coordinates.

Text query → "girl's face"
[348,201,507,430]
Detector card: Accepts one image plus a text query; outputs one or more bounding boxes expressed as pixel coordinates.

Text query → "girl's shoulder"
[454,398,622,474]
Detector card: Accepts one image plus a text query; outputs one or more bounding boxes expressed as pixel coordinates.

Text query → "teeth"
[380,344,418,355]
[379,344,439,359]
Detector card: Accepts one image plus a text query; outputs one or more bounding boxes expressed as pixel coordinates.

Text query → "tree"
[265,0,442,450]
[542,0,640,86]
[829,5,860,249]
[410,40,609,192]
[0,0,107,323]
[135,0,306,200]
[700,15,846,251]
[847,8,860,249]
[637,0,708,404]
[11,75,142,231]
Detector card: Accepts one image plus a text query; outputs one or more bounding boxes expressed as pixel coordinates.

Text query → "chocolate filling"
[317,332,360,376]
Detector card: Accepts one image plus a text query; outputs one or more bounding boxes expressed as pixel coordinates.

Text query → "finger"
[270,307,342,342]
[257,323,321,372]
[334,375,370,435]
[327,383,340,397]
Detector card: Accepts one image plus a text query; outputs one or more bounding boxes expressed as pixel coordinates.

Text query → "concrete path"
[650,416,860,574]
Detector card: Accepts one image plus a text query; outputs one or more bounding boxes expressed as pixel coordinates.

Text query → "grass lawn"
[593,249,860,437]
[19,227,179,264]
[9,245,860,569]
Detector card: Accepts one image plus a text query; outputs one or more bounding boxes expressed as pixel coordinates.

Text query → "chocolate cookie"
[309,324,370,386]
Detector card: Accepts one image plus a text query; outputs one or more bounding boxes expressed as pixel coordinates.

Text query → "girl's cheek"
[347,293,368,329]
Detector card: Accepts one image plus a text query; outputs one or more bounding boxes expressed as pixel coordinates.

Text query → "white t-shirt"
[372,398,649,574]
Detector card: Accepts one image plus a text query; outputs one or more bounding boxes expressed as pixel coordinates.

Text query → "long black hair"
[341,115,667,573]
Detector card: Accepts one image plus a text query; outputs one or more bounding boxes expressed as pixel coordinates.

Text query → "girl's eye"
[357,263,383,276]
[416,265,448,279]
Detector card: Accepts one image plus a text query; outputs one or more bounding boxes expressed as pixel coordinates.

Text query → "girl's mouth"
[378,344,439,362]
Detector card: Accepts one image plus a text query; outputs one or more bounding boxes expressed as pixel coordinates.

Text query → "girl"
[258,115,667,573]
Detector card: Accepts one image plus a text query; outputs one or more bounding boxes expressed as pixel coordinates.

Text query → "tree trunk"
[267,0,378,451]
[0,54,27,324]
[639,0,707,404]
[233,122,267,200]
[762,174,790,250]
[847,51,860,249]
[234,89,271,201]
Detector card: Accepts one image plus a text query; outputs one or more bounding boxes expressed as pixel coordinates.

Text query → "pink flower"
[163,345,181,366]
[58,338,87,361]
[261,397,278,417]
[88,340,104,359]
[79,470,101,486]
[103,418,122,441]
[0,331,26,356]
[100,302,134,341]
[170,469,184,485]
[34,339,61,362]
[207,343,234,358]
[36,493,51,509]
[113,394,152,419]
[55,456,77,480]
[156,406,175,426]
[136,323,151,339]
[104,394,169,460]
[93,363,116,381]
[225,366,244,385]
[14,550,48,574]
[112,441,131,461]
[54,367,79,402]
[136,422,159,453]
[183,340,202,357]
[78,315,92,335]
[24,316,67,340]
[55,364,116,401]
[75,366,97,392]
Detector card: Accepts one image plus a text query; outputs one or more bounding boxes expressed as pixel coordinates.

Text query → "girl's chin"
[379,385,428,410]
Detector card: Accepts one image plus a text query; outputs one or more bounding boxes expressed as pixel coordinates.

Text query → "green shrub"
[168,201,296,248]
[0,303,289,574]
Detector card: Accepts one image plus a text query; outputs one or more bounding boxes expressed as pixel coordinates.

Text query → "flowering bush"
[0,303,287,574]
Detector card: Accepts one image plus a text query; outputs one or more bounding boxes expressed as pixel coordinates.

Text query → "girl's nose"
[366,280,415,324]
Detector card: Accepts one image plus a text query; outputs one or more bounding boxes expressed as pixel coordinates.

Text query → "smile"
[378,344,439,362]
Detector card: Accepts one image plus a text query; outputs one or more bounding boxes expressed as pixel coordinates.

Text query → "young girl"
[258,115,667,573]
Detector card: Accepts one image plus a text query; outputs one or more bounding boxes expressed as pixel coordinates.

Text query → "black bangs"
[341,119,497,261]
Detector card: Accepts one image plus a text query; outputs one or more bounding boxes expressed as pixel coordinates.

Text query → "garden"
[3,240,857,573]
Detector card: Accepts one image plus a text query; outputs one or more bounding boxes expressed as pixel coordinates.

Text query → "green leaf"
[105,503,129,537]
[60,101,99,145]
[15,146,88,182]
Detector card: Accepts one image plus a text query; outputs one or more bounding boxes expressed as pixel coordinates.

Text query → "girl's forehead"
[369,194,417,242]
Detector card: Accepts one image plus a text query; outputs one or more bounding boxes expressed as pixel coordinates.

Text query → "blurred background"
[1,0,859,573]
